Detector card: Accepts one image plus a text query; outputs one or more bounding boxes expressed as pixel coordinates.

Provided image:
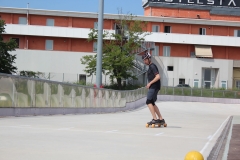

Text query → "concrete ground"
[0,101,240,160]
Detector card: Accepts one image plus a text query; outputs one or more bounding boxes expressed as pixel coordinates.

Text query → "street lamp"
[96,0,104,88]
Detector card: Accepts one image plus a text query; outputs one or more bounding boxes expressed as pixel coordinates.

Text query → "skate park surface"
[0,101,240,160]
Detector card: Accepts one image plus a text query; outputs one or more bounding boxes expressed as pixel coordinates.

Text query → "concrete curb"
[158,95,240,104]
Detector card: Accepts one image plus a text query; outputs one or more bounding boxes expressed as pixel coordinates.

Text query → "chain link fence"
[159,86,240,99]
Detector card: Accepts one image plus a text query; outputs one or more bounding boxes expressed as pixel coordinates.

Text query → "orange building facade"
[0,2,240,88]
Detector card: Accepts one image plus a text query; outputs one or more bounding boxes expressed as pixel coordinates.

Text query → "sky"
[0,0,144,15]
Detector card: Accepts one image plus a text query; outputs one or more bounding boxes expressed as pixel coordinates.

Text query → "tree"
[81,14,149,89]
[80,54,98,84]
[0,20,18,74]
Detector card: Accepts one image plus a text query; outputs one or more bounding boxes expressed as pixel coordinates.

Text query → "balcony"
[145,32,240,47]
[4,24,114,39]
[4,24,240,47]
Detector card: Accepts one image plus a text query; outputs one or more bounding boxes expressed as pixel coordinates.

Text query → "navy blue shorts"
[147,88,159,102]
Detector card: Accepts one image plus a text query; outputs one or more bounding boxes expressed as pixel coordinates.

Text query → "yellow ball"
[184,151,204,160]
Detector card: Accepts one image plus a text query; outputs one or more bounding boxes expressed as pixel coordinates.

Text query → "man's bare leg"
[147,103,158,120]
[154,105,163,120]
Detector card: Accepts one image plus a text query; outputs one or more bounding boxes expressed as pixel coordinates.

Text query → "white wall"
[152,56,233,88]
[11,49,110,84]
[10,50,234,88]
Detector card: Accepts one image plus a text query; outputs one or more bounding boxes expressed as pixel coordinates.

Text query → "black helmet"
[142,52,151,60]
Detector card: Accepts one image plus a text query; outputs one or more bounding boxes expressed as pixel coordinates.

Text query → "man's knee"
[146,99,154,105]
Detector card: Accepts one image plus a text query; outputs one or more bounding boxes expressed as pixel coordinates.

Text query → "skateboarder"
[142,52,166,127]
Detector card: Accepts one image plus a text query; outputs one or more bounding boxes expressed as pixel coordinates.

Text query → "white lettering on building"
[228,0,236,6]
[188,0,194,4]
[197,0,203,4]
[152,0,238,7]
[207,0,214,5]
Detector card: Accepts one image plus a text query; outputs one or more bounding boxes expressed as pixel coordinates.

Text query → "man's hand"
[146,83,151,89]
[146,74,160,89]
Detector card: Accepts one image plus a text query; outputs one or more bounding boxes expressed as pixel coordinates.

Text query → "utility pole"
[27,3,29,25]
[96,0,104,88]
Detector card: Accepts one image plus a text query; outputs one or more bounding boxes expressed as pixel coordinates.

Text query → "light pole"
[96,0,104,88]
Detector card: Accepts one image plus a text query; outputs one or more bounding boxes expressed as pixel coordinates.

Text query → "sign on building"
[150,0,240,7]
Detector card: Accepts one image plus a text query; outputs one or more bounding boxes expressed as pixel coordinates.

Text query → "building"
[0,0,240,88]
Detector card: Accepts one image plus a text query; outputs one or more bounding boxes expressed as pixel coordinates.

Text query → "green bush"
[183,88,191,96]
[224,91,236,99]
[165,87,173,95]
[213,91,225,98]
[192,89,201,97]
[159,87,240,99]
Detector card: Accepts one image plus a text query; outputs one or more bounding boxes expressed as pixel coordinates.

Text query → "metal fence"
[160,78,240,90]
[1,73,240,108]
[0,73,147,108]
[159,86,240,99]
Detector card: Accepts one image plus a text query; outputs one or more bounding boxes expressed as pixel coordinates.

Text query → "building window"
[163,46,171,57]
[19,17,27,25]
[153,46,159,56]
[45,40,53,50]
[179,79,185,84]
[167,66,173,71]
[94,22,98,29]
[152,25,159,32]
[199,28,206,35]
[234,30,240,37]
[79,74,86,84]
[11,38,19,48]
[190,52,196,58]
[93,42,97,52]
[236,81,240,89]
[46,19,54,26]
[164,26,171,33]
[194,79,199,88]
[221,81,227,89]
[114,23,122,35]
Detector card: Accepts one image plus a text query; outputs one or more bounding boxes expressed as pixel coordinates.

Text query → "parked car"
[176,84,191,88]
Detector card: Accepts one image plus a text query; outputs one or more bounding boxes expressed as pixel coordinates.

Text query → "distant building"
[1,0,240,88]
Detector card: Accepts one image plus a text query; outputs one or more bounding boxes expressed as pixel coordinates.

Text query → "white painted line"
[0,126,52,130]
[155,132,164,136]
[105,130,118,133]
[161,135,206,139]
[4,125,31,128]
[208,135,212,140]
[200,116,230,154]
[57,127,74,130]
[0,125,207,139]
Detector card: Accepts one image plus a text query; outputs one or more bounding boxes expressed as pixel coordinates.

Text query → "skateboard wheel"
[164,123,167,127]
[151,124,155,128]
[146,124,149,128]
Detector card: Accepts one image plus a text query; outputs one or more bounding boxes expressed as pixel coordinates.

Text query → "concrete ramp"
[0,101,240,160]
